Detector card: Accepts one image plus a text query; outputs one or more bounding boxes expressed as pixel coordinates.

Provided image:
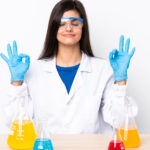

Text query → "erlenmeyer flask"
[7,96,36,149]
[33,119,54,150]
[117,103,140,148]
[108,122,125,150]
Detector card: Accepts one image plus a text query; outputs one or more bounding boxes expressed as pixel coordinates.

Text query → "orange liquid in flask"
[117,126,140,148]
[7,120,36,149]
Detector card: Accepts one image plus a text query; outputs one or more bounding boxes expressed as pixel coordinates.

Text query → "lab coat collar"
[42,52,92,73]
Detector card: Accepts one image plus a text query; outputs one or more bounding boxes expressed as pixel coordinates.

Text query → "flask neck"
[38,120,50,139]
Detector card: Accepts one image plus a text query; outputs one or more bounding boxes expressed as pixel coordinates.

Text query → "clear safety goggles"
[59,17,84,30]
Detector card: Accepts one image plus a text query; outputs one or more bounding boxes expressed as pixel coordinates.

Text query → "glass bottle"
[7,96,36,149]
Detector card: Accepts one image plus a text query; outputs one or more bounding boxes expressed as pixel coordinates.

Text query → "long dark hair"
[39,0,94,59]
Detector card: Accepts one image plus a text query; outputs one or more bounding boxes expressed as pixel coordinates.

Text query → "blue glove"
[109,35,135,81]
[0,41,30,81]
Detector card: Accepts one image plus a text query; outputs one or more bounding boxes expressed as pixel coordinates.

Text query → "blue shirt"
[56,64,80,94]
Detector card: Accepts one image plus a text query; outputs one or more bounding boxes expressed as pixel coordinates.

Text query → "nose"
[65,23,72,31]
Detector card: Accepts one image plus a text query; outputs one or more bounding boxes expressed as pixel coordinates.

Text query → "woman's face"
[57,10,83,47]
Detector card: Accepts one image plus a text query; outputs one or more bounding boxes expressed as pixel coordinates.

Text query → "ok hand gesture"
[109,35,135,82]
[0,41,30,81]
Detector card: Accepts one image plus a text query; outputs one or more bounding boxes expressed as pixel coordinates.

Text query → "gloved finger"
[109,49,118,60]
[119,35,124,52]
[7,44,13,58]
[24,55,30,64]
[19,53,30,64]
[13,40,18,56]
[109,52,113,60]
[125,38,130,53]
[0,53,9,63]
[129,47,135,58]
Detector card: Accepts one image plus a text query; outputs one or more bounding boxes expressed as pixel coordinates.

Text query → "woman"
[0,0,136,133]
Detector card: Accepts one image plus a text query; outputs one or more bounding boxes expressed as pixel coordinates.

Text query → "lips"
[63,34,75,37]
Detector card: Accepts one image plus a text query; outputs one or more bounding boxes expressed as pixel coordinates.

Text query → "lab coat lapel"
[66,70,83,104]
[66,53,92,104]
[42,57,67,94]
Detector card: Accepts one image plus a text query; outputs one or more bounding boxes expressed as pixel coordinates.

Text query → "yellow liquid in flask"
[7,120,36,149]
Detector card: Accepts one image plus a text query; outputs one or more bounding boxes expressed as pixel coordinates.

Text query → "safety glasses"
[59,17,84,30]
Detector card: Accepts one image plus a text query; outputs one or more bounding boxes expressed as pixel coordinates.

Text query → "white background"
[0,0,150,133]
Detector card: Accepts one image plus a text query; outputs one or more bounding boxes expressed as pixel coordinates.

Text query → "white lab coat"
[1,52,137,134]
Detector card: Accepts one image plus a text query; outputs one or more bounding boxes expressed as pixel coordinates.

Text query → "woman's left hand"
[109,35,135,82]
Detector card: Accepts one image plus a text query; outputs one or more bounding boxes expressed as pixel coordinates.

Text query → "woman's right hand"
[0,41,30,82]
